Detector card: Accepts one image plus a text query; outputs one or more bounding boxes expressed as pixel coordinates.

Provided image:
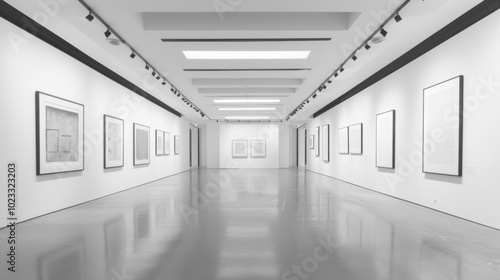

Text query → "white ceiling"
[6,0,482,124]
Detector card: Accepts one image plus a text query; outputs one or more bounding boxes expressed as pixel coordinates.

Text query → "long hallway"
[2,168,500,280]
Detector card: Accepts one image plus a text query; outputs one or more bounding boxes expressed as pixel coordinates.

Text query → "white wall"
[206,123,220,168]
[307,10,500,229]
[0,20,191,224]
[190,126,199,167]
[199,124,207,167]
[298,127,306,167]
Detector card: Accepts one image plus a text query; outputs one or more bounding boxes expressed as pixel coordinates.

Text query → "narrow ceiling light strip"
[218,108,276,111]
[77,0,209,120]
[284,0,411,122]
[214,99,281,104]
[183,51,311,60]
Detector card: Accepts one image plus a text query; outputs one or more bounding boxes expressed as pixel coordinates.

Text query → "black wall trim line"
[0,1,182,118]
[314,0,500,118]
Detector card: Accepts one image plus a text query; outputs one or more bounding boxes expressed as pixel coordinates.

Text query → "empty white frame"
[164,132,170,155]
[322,124,330,162]
[232,140,248,158]
[338,127,349,154]
[349,123,363,155]
[376,110,395,169]
[315,126,320,157]
[423,76,463,176]
[251,140,266,158]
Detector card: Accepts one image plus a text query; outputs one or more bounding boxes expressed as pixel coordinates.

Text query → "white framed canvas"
[376,110,395,169]
[309,135,314,149]
[133,123,150,165]
[423,76,463,176]
[174,135,180,155]
[36,91,84,175]
[164,132,170,155]
[338,127,349,154]
[315,126,320,157]
[232,140,248,158]
[104,115,124,169]
[322,124,330,162]
[251,140,266,158]
[156,130,164,156]
[349,123,363,155]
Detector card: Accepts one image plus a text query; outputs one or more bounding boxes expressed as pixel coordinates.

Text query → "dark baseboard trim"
[0,1,182,118]
[306,168,500,232]
[0,169,191,229]
[314,0,500,118]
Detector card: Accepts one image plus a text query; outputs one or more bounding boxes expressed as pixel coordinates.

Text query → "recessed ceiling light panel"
[183,51,310,60]
[219,108,276,111]
[214,99,281,104]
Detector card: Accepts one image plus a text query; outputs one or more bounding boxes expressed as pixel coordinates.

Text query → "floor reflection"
[1,168,500,280]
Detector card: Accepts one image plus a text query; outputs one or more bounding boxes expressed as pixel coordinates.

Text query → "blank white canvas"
[338,127,349,154]
[315,126,320,157]
[349,123,363,155]
[376,111,395,169]
[322,124,329,162]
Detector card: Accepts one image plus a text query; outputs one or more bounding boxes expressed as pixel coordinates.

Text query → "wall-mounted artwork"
[349,123,363,155]
[174,135,180,155]
[309,135,314,149]
[338,127,349,154]
[156,130,164,156]
[423,76,463,176]
[376,110,395,169]
[322,124,330,162]
[315,126,320,157]
[164,132,170,155]
[232,140,248,158]
[133,123,150,165]
[36,91,84,175]
[104,115,124,169]
[251,140,266,158]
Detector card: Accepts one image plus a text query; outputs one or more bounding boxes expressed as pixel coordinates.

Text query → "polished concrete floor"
[2,168,500,280]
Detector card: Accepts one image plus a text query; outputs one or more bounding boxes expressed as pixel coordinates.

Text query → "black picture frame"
[376,110,396,169]
[104,115,124,169]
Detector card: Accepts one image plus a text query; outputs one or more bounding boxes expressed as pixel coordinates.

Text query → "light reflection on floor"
[1,168,500,280]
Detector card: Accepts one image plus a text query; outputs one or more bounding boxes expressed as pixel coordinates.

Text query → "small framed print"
[164,132,170,155]
[36,91,84,175]
[232,140,248,158]
[315,126,320,157]
[156,130,164,156]
[349,123,363,155]
[104,115,124,169]
[251,140,266,158]
[174,135,180,155]
[322,124,330,162]
[134,123,150,165]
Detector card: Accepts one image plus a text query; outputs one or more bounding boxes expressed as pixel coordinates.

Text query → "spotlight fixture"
[104,29,112,38]
[130,52,136,59]
[380,28,388,37]
[394,14,402,23]
[177,93,181,97]
[340,67,344,72]
[152,71,156,77]
[352,54,358,61]
[171,88,175,93]
[145,65,150,70]
[365,44,371,50]
[313,93,317,98]
[85,12,94,22]
[327,80,332,84]
[319,87,323,92]
[156,76,161,80]
[201,114,205,117]
[333,72,339,77]
[162,80,167,85]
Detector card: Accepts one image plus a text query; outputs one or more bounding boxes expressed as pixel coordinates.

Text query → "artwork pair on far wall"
[232,140,267,158]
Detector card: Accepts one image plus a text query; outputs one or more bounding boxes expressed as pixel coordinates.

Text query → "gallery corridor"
[2,168,500,280]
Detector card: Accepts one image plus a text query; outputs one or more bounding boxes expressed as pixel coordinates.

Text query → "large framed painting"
[174,135,180,155]
[376,110,395,169]
[309,135,314,149]
[251,140,266,158]
[104,115,124,169]
[423,76,463,176]
[164,132,170,155]
[36,91,84,175]
[349,123,363,155]
[315,126,320,157]
[232,140,248,158]
[133,123,150,165]
[338,127,349,154]
[322,124,330,162]
[156,130,164,156]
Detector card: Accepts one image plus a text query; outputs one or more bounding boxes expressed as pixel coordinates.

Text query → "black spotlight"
[380,28,388,37]
[145,65,150,70]
[394,14,402,23]
[86,12,94,22]
[333,72,339,77]
[171,88,175,93]
[352,54,357,61]
[177,93,181,97]
[319,87,323,92]
[104,29,112,38]
[327,80,332,84]
[162,80,167,85]
[313,93,317,98]
[365,44,371,50]
[152,71,156,77]
[130,52,136,59]
[156,76,161,80]
[340,67,344,73]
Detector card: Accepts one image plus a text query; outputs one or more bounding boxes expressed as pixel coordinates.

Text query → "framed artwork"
[156,130,164,156]
[104,115,124,169]
[423,76,463,176]
[251,140,266,158]
[164,132,170,155]
[322,124,330,162]
[232,140,248,158]
[349,123,363,155]
[315,126,320,157]
[133,123,150,165]
[309,135,314,149]
[36,91,84,175]
[338,127,349,154]
[376,110,395,169]
[174,135,180,155]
